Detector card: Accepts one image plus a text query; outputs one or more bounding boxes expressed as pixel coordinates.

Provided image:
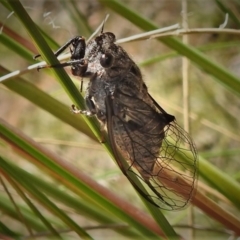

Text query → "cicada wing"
[146,121,198,210]
[105,95,160,207]
[105,93,197,210]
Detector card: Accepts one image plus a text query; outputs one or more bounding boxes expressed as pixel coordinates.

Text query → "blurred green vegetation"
[0,0,240,239]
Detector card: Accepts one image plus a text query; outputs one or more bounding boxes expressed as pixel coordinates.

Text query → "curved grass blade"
[99,0,240,97]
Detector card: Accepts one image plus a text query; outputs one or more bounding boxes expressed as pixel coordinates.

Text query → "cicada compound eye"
[100,52,114,68]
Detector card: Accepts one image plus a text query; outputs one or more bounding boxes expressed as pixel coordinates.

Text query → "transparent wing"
[105,91,197,210]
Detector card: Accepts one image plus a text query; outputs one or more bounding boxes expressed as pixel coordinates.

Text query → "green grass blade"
[140,41,240,67]
[99,0,240,96]
[0,67,95,140]
[7,0,103,145]
[0,34,34,61]
[199,155,240,209]
[216,0,240,27]
[0,221,21,239]
[4,160,141,238]
[0,156,93,239]
[0,119,163,238]
[0,193,53,231]
[59,0,93,36]
[0,0,11,10]
[1,167,62,239]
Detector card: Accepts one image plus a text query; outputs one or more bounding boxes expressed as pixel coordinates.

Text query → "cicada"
[38,31,197,210]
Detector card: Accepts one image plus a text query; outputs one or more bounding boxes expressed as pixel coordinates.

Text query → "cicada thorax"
[83,32,146,124]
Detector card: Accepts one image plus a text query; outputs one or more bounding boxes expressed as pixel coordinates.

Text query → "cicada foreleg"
[34,36,85,59]
[34,36,87,72]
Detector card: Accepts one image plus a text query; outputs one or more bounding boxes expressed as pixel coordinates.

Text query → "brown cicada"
[37,30,197,210]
